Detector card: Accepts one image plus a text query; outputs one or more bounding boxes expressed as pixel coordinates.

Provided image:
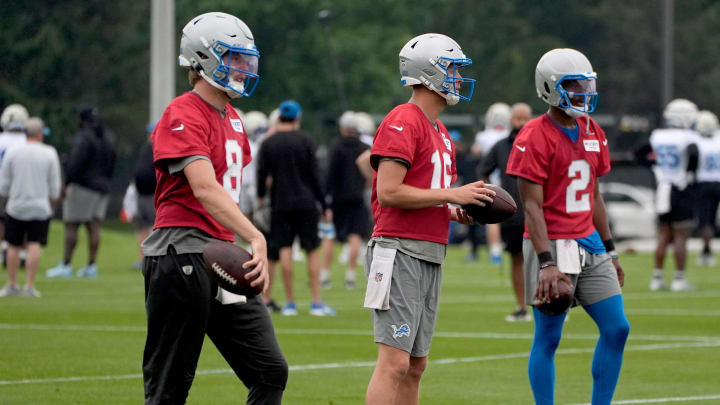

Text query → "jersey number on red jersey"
[223,139,244,203]
[430,150,452,190]
[566,159,591,213]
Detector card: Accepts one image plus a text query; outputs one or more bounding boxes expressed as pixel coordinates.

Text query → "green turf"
[1,221,719,404]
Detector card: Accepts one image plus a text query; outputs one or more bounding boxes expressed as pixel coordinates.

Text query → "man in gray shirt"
[0,117,62,297]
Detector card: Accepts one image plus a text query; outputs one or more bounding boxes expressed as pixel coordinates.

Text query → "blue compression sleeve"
[528,307,567,405]
[584,295,630,405]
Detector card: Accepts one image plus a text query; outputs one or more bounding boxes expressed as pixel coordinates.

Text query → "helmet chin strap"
[199,71,244,99]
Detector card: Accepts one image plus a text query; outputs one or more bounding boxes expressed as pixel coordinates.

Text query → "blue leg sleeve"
[528,307,567,405]
[583,295,630,405]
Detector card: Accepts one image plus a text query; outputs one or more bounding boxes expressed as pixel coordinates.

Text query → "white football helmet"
[354,112,376,136]
[243,111,268,139]
[179,12,259,98]
[535,48,598,118]
[1,104,29,131]
[664,99,698,129]
[399,33,475,105]
[485,102,511,129]
[338,111,356,131]
[696,110,718,137]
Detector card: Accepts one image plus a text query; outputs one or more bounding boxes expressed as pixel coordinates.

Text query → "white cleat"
[671,277,695,292]
[649,277,667,291]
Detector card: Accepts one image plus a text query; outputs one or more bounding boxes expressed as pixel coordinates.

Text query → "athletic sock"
[652,268,664,278]
[674,269,686,279]
[528,307,567,405]
[584,295,630,405]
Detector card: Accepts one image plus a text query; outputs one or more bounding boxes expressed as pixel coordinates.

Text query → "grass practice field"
[1,221,719,404]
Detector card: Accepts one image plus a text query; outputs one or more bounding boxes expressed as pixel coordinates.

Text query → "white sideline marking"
[1,323,719,343]
[0,341,717,386]
[569,394,720,404]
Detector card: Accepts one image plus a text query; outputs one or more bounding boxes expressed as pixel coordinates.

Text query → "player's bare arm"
[376,159,494,209]
[184,158,269,292]
[518,177,573,303]
[592,182,625,287]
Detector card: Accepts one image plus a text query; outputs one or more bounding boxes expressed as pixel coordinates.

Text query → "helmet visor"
[439,57,475,102]
[557,74,598,114]
[214,42,260,97]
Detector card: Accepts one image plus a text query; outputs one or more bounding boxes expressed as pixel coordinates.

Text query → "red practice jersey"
[506,114,610,239]
[370,103,457,244]
[152,92,251,241]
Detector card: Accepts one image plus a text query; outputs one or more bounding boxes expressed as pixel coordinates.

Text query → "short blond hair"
[188,69,202,87]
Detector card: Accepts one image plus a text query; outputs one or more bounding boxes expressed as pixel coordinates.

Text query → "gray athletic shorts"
[523,239,621,308]
[134,194,156,229]
[365,242,442,358]
[63,184,109,223]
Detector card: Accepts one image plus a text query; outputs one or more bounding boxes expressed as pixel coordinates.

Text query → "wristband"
[537,251,553,263]
[608,250,619,260]
[539,261,557,270]
[603,238,615,253]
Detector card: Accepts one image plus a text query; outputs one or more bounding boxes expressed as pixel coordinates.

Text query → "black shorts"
[658,186,696,225]
[262,229,280,261]
[4,214,50,246]
[501,225,524,254]
[270,209,320,251]
[696,182,720,229]
[142,246,288,404]
[332,200,371,242]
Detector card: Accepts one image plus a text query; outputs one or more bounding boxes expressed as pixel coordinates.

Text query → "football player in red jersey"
[506,49,629,405]
[363,33,495,405]
[140,12,287,405]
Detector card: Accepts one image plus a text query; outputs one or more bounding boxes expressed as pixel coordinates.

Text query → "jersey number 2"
[223,140,243,203]
[566,159,591,213]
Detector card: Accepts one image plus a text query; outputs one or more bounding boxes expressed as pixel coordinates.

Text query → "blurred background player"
[649,98,700,291]
[694,110,720,266]
[0,117,61,297]
[256,100,335,316]
[473,102,511,265]
[0,104,29,264]
[364,33,494,405]
[507,48,629,405]
[478,102,532,322]
[324,110,371,289]
[131,122,157,270]
[46,106,116,279]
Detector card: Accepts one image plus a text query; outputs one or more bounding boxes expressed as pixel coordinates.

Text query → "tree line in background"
[1,0,720,188]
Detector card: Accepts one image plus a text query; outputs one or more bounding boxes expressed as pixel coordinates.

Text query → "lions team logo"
[229,118,244,133]
[375,272,383,282]
[441,132,452,151]
[391,324,411,338]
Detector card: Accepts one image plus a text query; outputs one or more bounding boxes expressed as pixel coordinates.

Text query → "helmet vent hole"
[544,82,550,93]
[410,41,418,49]
[197,51,209,60]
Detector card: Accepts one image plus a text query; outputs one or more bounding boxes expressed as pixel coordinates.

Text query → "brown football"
[462,184,517,224]
[535,280,574,315]
[202,241,261,297]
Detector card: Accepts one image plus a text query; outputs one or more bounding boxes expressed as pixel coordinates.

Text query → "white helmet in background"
[399,33,475,106]
[243,111,268,139]
[354,112,376,136]
[338,111,357,131]
[179,12,260,99]
[664,99,698,129]
[1,104,29,131]
[696,110,718,137]
[268,108,280,127]
[484,103,511,129]
[535,48,598,118]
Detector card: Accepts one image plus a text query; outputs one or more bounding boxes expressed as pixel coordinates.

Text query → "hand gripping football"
[462,184,517,224]
[202,241,261,297]
[535,280,574,315]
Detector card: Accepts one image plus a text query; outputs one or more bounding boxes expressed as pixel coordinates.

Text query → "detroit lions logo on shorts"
[391,323,410,338]
[375,272,383,282]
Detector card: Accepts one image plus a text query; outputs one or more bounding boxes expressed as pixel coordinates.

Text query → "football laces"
[211,262,238,285]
